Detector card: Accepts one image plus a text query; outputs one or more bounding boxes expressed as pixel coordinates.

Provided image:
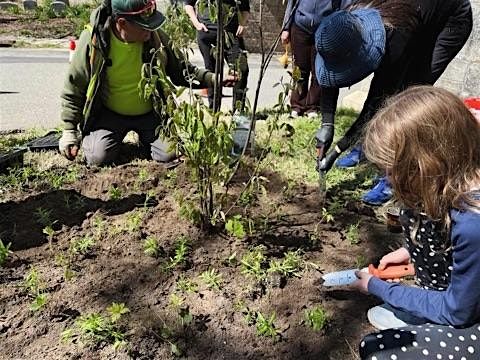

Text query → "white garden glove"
[58,129,80,160]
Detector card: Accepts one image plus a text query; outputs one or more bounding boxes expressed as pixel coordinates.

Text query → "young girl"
[352,86,480,359]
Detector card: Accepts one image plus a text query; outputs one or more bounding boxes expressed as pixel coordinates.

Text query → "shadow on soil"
[0,189,148,251]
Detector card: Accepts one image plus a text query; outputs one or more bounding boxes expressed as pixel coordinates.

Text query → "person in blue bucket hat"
[313,0,473,206]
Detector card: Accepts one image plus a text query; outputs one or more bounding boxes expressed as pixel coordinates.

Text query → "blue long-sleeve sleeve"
[368,209,480,327]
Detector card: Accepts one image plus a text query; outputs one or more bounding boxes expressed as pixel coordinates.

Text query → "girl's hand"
[351,271,373,293]
[378,247,411,270]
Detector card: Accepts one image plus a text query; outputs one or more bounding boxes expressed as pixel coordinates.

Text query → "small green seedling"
[240,246,267,280]
[30,293,48,312]
[126,210,144,232]
[34,207,55,227]
[169,293,185,309]
[346,222,361,245]
[321,207,335,223]
[225,215,246,238]
[199,268,222,290]
[23,267,48,311]
[267,250,303,278]
[91,215,106,239]
[176,275,198,293]
[0,239,12,266]
[23,267,41,294]
[304,306,328,331]
[143,236,160,257]
[165,236,190,270]
[108,185,122,201]
[67,303,130,350]
[224,251,237,266]
[42,225,55,251]
[255,312,280,340]
[70,235,95,255]
[107,302,130,323]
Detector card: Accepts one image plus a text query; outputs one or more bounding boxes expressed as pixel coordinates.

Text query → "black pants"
[197,30,249,111]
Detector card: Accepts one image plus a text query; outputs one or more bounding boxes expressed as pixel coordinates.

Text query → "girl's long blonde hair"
[364,86,480,228]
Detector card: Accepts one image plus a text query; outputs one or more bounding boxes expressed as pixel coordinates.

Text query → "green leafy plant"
[23,267,48,311]
[199,268,222,290]
[91,214,106,239]
[65,303,130,350]
[108,185,122,201]
[225,215,246,239]
[34,207,55,227]
[169,293,185,309]
[165,236,190,270]
[143,236,160,257]
[0,239,12,266]
[107,302,130,323]
[70,235,95,255]
[42,225,55,251]
[126,210,144,232]
[240,246,267,280]
[346,222,361,245]
[176,275,198,293]
[30,293,48,312]
[178,196,202,225]
[267,250,303,278]
[255,312,280,340]
[55,253,75,281]
[304,306,328,331]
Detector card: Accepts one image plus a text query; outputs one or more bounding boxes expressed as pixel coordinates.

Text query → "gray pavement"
[0,46,369,131]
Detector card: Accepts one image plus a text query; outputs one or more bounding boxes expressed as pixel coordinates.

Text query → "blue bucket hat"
[315,9,386,88]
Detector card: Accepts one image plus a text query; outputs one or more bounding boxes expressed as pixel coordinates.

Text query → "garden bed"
[0,117,401,359]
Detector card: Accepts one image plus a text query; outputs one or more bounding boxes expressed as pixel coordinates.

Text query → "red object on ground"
[464,97,480,110]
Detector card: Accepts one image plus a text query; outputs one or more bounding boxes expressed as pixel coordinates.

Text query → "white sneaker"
[290,110,299,118]
[307,111,318,119]
[367,304,427,330]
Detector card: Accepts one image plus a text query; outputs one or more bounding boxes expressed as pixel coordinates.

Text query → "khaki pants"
[82,106,176,166]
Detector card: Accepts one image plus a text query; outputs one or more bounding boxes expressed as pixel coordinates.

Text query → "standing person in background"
[313,0,472,206]
[184,0,250,111]
[281,0,352,119]
[352,86,480,360]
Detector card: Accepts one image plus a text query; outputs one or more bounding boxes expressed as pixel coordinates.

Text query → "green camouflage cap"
[112,0,165,31]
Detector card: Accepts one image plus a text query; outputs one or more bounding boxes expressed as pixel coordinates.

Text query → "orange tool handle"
[368,263,415,279]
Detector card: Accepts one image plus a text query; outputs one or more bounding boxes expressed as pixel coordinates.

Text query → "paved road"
[0,47,367,131]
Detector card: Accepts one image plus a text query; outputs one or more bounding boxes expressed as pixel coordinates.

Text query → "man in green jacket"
[59,0,232,166]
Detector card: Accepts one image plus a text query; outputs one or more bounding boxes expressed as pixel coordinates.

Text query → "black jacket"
[322,0,473,151]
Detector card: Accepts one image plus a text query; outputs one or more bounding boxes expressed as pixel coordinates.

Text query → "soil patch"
[0,159,403,359]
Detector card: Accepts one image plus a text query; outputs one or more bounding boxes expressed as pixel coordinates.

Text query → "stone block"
[0,2,19,10]
[23,0,37,10]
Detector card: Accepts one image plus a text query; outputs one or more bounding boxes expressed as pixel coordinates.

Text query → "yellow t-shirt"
[104,31,153,116]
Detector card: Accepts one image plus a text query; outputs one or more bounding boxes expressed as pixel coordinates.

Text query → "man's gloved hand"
[58,129,80,160]
[315,123,334,160]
